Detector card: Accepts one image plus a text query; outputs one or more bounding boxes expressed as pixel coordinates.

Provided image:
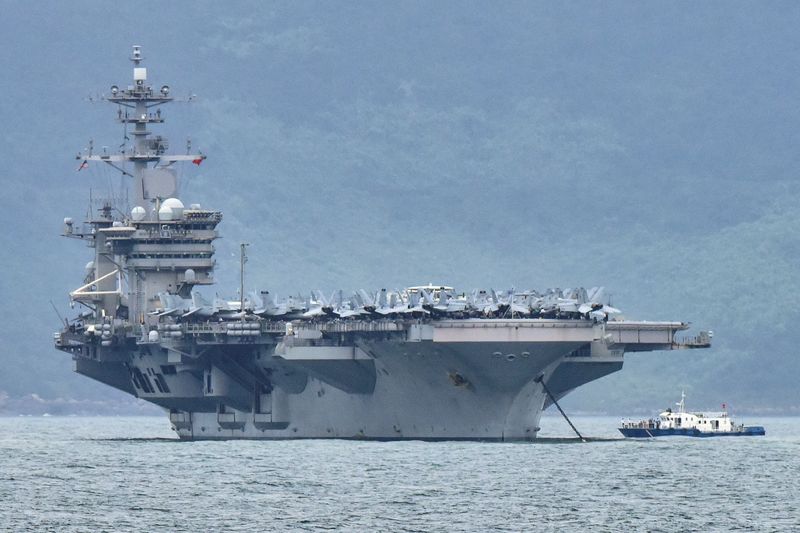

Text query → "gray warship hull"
[54,47,709,440]
[60,317,693,441]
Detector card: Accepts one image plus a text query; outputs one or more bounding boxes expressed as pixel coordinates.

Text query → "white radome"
[162,198,185,218]
[158,205,174,221]
[131,206,146,221]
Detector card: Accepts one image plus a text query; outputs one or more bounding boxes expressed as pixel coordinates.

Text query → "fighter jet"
[182,291,217,318]
[152,292,191,317]
[421,288,468,315]
[495,289,530,317]
[469,289,499,316]
[207,296,246,320]
[302,290,330,319]
[353,289,377,314]
[250,291,306,318]
[401,290,429,315]
[327,290,366,319]
[374,289,409,316]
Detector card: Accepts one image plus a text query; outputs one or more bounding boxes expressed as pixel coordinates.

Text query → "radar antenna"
[77,45,206,214]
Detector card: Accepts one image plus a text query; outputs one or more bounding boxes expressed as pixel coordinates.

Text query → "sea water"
[1,415,798,532]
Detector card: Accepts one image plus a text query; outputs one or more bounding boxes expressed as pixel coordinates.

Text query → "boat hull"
[619,426,765,438]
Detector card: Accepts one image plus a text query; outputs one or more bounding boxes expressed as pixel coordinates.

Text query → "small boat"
[619,392,765,438]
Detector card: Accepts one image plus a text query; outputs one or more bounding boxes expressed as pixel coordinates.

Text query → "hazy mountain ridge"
[1,2,798,413]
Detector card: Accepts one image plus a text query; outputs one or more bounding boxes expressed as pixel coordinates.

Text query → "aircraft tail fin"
[378,288,388,309]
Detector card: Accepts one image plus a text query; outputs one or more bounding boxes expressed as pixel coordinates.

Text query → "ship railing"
[156,318,412,337]
[283,337,341,348]
[620,420,662,430]
[138,227,192,239]
[154,315,641,338]
[434,319,595,329]
[154,317,613,337]
[178,321,288,335]
[673,331,712,349]
[313,320,408,333]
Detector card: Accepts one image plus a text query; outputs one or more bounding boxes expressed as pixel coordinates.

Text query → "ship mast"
[79,45,205,212]
[240,243,249,312]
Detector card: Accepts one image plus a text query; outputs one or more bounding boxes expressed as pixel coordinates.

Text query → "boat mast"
[677,390,686,413]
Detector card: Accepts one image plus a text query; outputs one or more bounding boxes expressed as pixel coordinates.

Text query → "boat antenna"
[677,391,686,413]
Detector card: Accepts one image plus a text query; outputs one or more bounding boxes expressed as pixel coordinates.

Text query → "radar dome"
[158,204,174,221]
[162,198,185,218]
[85,261,95,273]
[184,269,196,283]
[131,206,146,221]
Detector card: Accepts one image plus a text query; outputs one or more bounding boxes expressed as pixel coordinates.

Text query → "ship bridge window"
[129,253,212,259]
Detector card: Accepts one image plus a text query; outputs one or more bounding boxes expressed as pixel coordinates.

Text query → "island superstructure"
[54,47,710,440]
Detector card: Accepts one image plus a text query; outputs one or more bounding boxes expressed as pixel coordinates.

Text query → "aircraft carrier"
[54,47,711,440]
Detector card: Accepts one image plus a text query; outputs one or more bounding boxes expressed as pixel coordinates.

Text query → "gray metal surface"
[54,47,710,440]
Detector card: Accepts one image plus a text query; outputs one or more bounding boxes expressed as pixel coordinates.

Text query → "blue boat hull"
[619,426,765,438]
